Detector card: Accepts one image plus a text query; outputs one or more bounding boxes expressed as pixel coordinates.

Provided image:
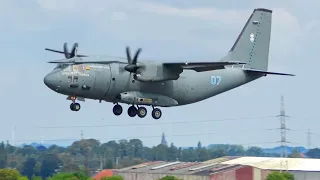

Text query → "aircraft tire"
[137,107,147,118]
[128,106,137,117]
[70,103,75,111]
[70,103,80,111]
[151,108,162,119]
[113,104,123,116]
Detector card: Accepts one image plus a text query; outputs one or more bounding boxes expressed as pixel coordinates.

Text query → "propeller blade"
[63,43,70,59]
[71,43,79,57]
[132,48,141,65]
[126,46,132,64]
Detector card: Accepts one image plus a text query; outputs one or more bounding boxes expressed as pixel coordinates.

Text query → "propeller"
[63,43,79,59]
[45,42,87,59]
[124,46,141,73]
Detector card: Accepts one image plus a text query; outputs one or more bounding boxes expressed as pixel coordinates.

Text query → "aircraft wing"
[47,57,127,64]
[163,61,246,72]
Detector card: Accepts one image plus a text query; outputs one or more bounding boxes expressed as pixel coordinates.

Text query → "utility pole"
[81,130,84,140]
[308,129,311,150]
[11,126,15,146]
[278,96,289,172]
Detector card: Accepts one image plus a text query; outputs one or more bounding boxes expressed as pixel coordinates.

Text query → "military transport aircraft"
[43,8,294,120]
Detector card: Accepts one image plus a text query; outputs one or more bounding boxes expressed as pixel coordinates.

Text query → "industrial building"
[94,156,320,180]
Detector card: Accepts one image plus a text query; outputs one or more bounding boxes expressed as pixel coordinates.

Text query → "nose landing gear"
[69,95,81,111]
[70,103,81,111]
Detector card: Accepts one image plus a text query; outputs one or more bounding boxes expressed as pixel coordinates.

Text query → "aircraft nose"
[44,73,59,90]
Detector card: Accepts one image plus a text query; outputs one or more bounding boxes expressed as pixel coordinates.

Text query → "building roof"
[221,156,320,172]
[115,157,242,176]
[93,169,114,180]
[112,156,320,177]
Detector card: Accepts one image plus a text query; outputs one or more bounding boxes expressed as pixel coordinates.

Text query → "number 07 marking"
[211,76,222,85]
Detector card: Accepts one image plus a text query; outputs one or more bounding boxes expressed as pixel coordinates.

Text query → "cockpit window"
[54,64,70,71]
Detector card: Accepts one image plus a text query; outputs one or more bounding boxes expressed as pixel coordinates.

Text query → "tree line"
[0,139,319,179]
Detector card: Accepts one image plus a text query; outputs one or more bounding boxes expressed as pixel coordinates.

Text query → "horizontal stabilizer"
[244,69,295,76]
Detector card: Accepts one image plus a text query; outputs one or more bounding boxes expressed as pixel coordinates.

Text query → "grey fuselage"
[45,61,262,107]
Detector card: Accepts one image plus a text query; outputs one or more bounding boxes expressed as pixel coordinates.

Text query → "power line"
[13,128,279,143]
[37,115,278,129]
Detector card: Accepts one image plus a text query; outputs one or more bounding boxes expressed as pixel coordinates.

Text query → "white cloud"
[140,2,249,28]
[0,0,305,57]
[110,12,128,21]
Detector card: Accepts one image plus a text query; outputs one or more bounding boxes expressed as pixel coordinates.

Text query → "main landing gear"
[112,104,162,119]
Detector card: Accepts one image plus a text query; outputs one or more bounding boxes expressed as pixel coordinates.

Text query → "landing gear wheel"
[113,104,123,116]
[70,103,80,111]
[137,107,147,118]
[152,108,162,119]
[127,106,138,117]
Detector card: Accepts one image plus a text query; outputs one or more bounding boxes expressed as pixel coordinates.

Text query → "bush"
[101,175,123,180]
[158,176,183,180]
[267,171,294,180]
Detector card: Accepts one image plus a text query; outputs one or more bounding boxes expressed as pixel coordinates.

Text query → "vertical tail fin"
[222,8,272,71]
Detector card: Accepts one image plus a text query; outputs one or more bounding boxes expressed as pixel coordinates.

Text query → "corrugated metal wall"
[210,170,236,180]
[236,166,253,180]
[287,171,320,180]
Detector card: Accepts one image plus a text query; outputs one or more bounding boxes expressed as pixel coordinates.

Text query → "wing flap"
[163,61,245,72]
[244,69,295,76]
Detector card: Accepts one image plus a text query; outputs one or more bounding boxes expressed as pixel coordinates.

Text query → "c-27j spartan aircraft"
[43,8,294,120]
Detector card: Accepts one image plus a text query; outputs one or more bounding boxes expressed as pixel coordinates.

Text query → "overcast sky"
[0,0,319,148]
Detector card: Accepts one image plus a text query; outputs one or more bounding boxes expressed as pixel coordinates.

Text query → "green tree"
[289,148,302,158]
[267,171,294,180]
[18,177,28,180]
[47,172,89,180]
[306,148,320,158]
[39,153,61,179]
[282,172,294,180]
[31,175,42,180]
[17,145,37,157]
[246,146,264,156]
[101,175,123,180]
[158,175,183,180]
[0,169,26,180]
[21,157,37,179]
[267,171,286,180]
[0,141,8,168]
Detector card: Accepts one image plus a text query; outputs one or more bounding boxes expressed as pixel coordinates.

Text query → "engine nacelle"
[117,91,178,107]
